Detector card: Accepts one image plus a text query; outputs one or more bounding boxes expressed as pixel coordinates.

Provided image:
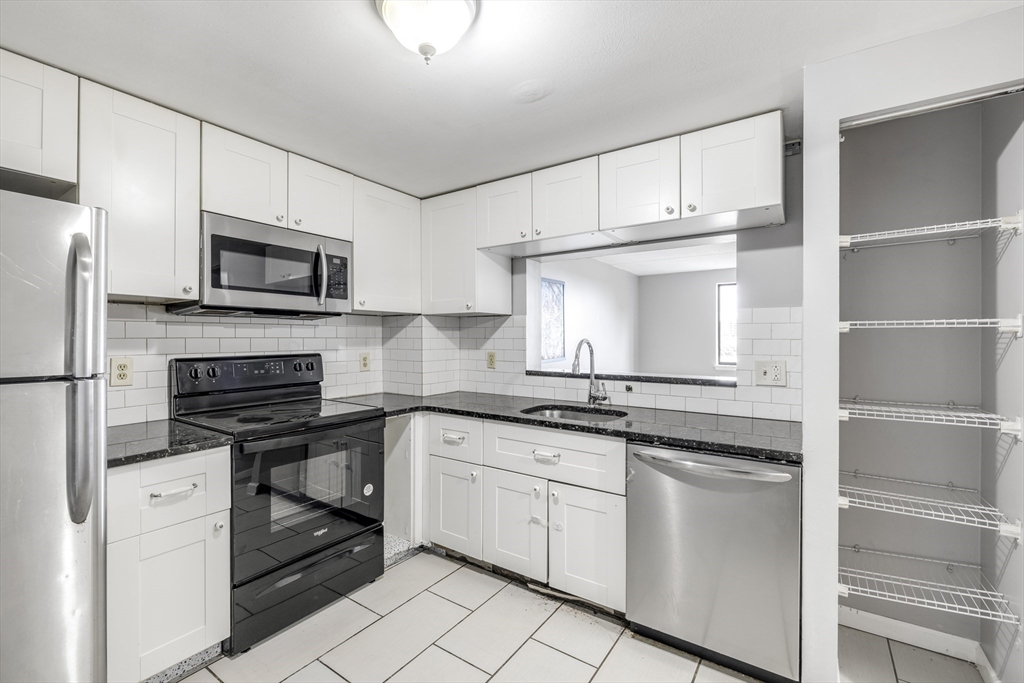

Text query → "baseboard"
[838,605,979,663]
[974,642,1001,683]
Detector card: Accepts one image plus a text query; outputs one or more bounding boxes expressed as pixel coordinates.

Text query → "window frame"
[716,281,738,368]
[540,277,566,363]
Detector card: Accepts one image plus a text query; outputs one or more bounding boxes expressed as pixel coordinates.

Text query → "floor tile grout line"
[528,636,603,673]
[483,589,568,680]
[588,629,626,683]
[887,637,900,683]
[346,553,465,617]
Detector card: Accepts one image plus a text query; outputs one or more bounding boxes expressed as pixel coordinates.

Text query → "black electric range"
[170,354,385,654]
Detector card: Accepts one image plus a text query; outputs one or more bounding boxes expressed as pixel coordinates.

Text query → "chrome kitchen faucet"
[571,338,609,406]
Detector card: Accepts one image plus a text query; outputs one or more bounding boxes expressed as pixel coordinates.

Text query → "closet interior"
[837,93,1023,674]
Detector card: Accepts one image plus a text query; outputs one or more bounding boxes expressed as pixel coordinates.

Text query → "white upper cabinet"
[476,173,532,248]
[680,110,783,218]
[79,81,200,300]
[201,122,288,227]
[0,49,77,183]
[287,152,353,240]
[422,188,511,316]
[353,177,421,314]
[532,157,599,240]
[599,137,680,230]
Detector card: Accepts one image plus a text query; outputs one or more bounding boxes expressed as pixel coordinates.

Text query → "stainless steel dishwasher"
[626,444,801,682]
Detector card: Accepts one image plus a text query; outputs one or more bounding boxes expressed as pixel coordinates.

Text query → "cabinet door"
[80,81,200,300]
[107,512,230,683]
[482,468,547,582]
[201,122,288,227]
[679,111,783,217]
[429,456,482,559]
[548,483,625,611]
[532,157,599,240]
[476,173,532,248]
[287,153,353,240]
[0,49,77,182]
[599,137,679,230]
[422,188,476,314]
[353,177,421,314]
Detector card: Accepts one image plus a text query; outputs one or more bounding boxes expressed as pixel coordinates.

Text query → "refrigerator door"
[0,378,106,682]
[0,190,107,380]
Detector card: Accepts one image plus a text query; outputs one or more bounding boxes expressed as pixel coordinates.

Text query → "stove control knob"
[293,362,303,372]
[207,366,220,379]
[188,367,202,381]
[305,361,316,371]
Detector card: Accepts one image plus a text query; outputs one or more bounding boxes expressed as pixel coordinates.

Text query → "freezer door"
[626,446,801,680]
[0,190,107,379]
[0,379,106,682]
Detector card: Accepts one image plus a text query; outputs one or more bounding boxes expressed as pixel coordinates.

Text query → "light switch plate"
[359,352,370,372]
[755,360,787,386]
[486,351,497,370]
[110,357,133,386]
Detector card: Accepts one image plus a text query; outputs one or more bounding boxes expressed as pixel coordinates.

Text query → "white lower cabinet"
[548,481,626,612]
[482,468,547,583]
[429,455,482,559]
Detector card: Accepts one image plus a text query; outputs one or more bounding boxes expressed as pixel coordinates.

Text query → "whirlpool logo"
[313,528,328,537]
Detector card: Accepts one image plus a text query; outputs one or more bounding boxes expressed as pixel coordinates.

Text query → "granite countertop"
[107,420,232,468]
[350,391,802,463]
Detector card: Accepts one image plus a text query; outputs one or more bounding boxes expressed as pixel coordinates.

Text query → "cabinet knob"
[294,218,302,226]
[665,206,675,215]
[466,302,472,310]
[276,214,285,222]
[359,300,366,306]
[183,285,194,294]
[470,471,478,479]
[214,521,225,531]
[520,231,527,238]
[686,203,697,213]
[533,485,540,494]
[550,490,558,501]
[535,229,541,236]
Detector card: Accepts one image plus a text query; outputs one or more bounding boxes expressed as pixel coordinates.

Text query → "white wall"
[637,268,736,376]
[539,259,639,374]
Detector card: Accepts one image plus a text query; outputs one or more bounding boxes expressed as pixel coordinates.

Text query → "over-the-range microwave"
[168,212,351,319]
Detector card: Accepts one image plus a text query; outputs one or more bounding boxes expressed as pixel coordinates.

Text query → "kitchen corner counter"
[348,391,802,463]
[107,420,233,469]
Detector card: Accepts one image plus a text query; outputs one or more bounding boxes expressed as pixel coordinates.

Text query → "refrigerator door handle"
[69,232,95,379]
[67,380,100,524]
[633,450,792,483]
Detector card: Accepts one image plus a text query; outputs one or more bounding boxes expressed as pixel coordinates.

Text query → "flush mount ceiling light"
[375,0,477,65]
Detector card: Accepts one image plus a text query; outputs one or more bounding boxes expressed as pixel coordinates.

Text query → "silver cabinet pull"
[151,482,199,499]
[466,302,472,309]
[441,433,466,446]
[686,203,697,212]
[535,229,542,236]
[533,449,560,463]
[214,521,225,531]
[359,300,366,306]
[276,214,285,222]
[295,218,303,226]
[183,284,194,294]
[634,451,792,483]
[533,485,540,494]
[470,471,478,480]
[665,206,675,215]
[520,230,527,238]
[550,490,559,501]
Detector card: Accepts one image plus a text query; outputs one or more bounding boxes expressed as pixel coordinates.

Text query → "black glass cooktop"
[178,398,383,441]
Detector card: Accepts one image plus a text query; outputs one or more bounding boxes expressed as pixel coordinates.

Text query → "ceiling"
[1,1,1018,198]
[595,239,735,276]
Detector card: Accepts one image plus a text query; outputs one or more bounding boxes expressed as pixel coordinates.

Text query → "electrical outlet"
[755,360,787,387]
[359,352,371,372]
[109,357,133,387]
[486,351,497,370]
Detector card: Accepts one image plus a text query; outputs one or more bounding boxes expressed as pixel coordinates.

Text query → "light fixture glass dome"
[375,0,477,64]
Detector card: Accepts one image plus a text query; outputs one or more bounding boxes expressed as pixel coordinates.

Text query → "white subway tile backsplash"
[753,339,790,356]
[751,307,790,324]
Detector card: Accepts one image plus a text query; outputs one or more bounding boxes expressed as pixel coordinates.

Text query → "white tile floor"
[837,626,984,683]
[184,551,758,683]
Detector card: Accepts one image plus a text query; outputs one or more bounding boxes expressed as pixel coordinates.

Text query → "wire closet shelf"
[838,212,1021,249]
[837,398,1021,433]
[839,316,1023,336]
[838,471,1021,539]
[839,546,1020,624]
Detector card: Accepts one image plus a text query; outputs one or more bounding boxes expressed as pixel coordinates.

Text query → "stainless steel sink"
[521,405,627,423]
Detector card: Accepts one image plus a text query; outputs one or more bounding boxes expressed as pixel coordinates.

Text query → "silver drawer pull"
[533,449,560,463]
[150,482,198,499]
[442,433,466,446]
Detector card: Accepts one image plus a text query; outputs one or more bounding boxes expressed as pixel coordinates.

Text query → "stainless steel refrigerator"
[0,189,108,682]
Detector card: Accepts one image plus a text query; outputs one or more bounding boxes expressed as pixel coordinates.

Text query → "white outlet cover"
[486,351,497,369]
[754,359,787,387]
[109,356,133,387]
[359,352,370,372]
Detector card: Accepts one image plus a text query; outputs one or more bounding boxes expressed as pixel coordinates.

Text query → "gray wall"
[979,93,1023,683]
[539,259,639,373]
[637,268,736,376]
[838,98,1024,644]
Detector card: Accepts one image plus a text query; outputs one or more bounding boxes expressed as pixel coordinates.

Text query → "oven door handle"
[315,244,327,306]
[240,433,354,454]
[253,539,375,600]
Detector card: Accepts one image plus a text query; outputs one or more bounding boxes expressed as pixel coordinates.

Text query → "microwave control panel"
[326,255,348,300]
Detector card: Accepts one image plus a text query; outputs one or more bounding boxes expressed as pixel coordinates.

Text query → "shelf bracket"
[839,321,850,334]
[999,211,1022,234]
[838,409,850,422]
[838,235,852,249]
[1000,417,1022,440]
[838,582,850,598]
[838,495,850,509]
[999,520,1023,543]
[999,315,1023,338]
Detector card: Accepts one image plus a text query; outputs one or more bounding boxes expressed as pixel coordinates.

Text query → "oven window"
[211,234,317,296]
[232,427,383,584]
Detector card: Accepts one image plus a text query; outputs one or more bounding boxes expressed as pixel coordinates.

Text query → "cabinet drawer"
[429,414,483,464]
[483,422,626,495]
[139,473,208,534]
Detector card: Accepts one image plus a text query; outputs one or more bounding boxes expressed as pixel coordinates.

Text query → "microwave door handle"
[316,244,327,306]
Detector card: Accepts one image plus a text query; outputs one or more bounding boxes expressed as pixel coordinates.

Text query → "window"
[541,278,565,362]
[717,282,737,366]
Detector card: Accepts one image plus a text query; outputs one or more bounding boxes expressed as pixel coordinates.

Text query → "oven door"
[231,417,384,585]
[202,211,329,314]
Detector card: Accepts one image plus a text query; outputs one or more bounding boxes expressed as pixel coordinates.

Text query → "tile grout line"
[588,629,626,683]
[886,638,900,683]
[347,554,466,617]
[482,589,569,681]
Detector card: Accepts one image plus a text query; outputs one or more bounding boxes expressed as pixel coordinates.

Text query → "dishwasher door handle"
[633,451,792,483]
